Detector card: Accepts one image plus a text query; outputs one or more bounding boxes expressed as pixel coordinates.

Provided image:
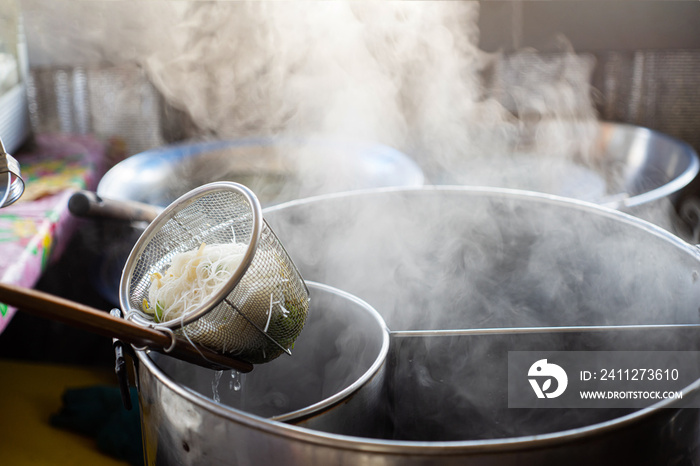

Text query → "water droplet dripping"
[229,370,243,391]
[212,370,224,403]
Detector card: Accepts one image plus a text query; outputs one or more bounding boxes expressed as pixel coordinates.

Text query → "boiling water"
[211,370,223,403]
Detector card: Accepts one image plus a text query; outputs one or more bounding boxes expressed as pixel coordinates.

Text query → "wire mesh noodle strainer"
[119,182,310,364]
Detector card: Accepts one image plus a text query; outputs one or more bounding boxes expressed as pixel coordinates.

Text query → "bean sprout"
[144,242,247,322]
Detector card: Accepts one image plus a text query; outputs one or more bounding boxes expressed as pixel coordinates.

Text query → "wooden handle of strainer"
[0,282,253,373]
[68,190,161,223]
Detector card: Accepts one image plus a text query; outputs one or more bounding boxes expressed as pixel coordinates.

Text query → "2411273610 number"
[598,368,679,381]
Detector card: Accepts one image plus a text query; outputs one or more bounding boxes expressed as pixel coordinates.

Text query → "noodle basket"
[119,181,310,364]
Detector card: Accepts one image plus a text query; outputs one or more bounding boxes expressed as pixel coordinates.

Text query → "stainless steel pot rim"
[269,281,390,422]
[265,185,700,254]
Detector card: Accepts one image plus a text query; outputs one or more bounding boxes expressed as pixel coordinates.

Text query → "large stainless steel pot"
[136,187,700,465]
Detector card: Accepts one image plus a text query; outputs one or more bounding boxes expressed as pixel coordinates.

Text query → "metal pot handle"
[0,137,24,208]
[677,196,700,245]
[69,190,161,223]
[111,308,135,410]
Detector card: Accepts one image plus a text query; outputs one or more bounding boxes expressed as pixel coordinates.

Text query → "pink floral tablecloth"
[0,134,105,334]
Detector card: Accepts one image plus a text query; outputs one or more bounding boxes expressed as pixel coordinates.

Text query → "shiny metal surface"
[136,188,700,465]
[97,137,425,207]
[137,354,700,465]
[391,322,700,338]
[145,282,389,428]
[431,122,698,230]
[593,122,698,209]
[592,122,699,232]
[137,282,392,463]
[0,137,24,207]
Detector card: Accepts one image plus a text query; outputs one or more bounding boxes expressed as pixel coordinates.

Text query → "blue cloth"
[50,385,143,466]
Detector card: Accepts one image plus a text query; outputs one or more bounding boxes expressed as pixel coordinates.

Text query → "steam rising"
[143,2,600,191]
[23,0,602,197]
[22,0,695,442]
[264,188,700,439]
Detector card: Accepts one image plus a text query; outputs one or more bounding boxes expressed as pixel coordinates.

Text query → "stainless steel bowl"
[592,122,699,210]
[431,121,699,230]
[97,137,425,207]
